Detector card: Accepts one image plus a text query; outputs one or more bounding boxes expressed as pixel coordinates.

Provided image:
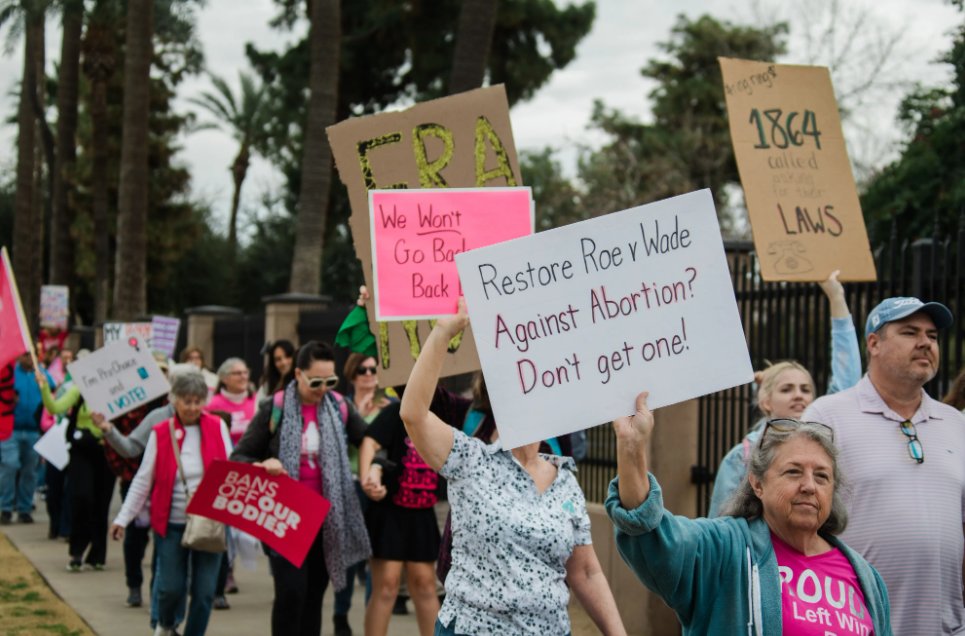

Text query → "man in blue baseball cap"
[806,295,964,635]
[864,296,954,339]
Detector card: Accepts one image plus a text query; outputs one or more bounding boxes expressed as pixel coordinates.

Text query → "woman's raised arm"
[399,299,468,472]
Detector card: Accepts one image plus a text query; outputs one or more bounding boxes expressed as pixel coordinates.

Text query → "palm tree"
[49,0,83,286]
[112,0,153,320]
[289,0,340,294]
[189,71,268,253]
[2,0,48,329]
[448,0,499,94]
[82,1,117,323]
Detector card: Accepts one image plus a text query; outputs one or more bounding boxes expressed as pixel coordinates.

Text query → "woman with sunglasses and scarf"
[607,394,892,635]
[231,341,372,636]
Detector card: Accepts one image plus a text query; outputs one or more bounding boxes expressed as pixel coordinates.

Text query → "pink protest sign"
[369,187,533,320]
[187,460,330,568]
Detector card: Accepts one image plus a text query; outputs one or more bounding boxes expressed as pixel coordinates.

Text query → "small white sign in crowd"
[67,337,171,420]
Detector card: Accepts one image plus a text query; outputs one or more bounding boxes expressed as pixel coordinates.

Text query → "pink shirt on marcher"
[298,403,323,495]
[772,532,874,635]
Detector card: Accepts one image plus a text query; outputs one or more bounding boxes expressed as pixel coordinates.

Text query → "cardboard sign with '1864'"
[719,57,876,282]
[327,85,522,386]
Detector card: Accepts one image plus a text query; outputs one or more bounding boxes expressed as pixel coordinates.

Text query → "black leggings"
[68,447,115,565]
[268,531,329,636]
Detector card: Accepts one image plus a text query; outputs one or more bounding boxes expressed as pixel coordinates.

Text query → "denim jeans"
[150,545,187,630]
[0,430,40,513]
[154,523,222,636]
[333,560,369,616]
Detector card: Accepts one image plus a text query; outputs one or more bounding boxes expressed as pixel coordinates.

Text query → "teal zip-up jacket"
[605,474,892,635]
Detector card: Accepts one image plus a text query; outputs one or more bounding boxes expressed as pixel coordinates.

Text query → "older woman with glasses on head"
[606,393,892,635]
[231,340,372,636]
[708,270,862,517]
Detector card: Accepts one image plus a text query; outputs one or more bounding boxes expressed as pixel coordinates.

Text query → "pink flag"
[187,460,331,568]
[0,248,31,441]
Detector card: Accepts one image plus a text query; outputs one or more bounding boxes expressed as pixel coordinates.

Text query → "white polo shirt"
[805,375,965,635]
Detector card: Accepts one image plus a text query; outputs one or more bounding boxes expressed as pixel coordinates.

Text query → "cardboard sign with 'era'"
[455,189,754,449]
[327,85,522,386]
[719,57,876,282]
[370,187,534,321]
[187,460,329,568]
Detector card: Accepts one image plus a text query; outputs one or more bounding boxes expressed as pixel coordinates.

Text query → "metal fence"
[577,216,965,508]
[694,218,965,515]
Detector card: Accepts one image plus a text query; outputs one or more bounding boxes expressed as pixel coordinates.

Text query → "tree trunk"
[289,0,341,294]
[30,11,46,322]
[448,0,499,94]
[113,0,154,320]
[83,14,116,324]
[50,0,84,287]
[228,143,250,254]
[13,9,43,332]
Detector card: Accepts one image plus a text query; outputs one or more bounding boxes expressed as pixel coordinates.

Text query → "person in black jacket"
[231,340,371,636]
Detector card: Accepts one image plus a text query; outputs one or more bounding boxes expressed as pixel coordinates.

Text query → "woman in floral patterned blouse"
[400,299,626,636]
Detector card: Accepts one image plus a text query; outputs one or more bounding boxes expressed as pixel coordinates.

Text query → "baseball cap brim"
[886,302,954,332]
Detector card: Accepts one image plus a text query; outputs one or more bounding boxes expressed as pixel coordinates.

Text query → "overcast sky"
[0,0,959,238]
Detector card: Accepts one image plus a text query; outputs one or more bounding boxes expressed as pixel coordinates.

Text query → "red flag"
[0,247,31,440]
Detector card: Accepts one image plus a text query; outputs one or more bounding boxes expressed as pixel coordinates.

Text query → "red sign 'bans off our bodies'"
[187,460,331,568]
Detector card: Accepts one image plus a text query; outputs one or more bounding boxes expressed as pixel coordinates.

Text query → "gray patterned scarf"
[278,381,371,590]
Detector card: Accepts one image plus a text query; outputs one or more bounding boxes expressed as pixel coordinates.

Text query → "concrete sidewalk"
[1,496,417,635]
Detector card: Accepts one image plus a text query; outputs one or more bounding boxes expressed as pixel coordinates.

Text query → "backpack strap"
[329,390,348,423]
[268,390,285,435]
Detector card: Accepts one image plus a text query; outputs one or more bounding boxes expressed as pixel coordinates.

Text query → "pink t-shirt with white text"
[298,403,323,495]
[772,533,875,635]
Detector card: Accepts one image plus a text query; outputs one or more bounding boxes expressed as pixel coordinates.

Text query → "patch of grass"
[0,533,93,635]
[0,579,30,602]
[35,624,85,635]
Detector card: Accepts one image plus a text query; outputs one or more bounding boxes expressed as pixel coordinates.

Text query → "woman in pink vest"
[109,370,232,636]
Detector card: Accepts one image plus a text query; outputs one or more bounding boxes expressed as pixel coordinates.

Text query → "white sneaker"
[153,626,175,636]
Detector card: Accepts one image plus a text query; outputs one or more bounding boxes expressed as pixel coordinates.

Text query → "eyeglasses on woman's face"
[355,365,378,376]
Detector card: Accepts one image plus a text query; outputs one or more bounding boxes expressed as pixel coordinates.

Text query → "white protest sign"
[33,418,69,470]
[150,316,181,358]
[103,322,153,347]
[67,337,171,419]
[455,189,753,449]
[40,286,69,330]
